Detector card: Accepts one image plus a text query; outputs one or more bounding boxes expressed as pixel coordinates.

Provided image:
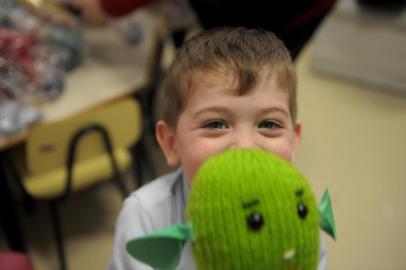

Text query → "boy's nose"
[232,132,257,149]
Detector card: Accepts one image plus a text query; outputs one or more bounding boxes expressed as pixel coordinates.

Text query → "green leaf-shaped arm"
[318,189,337,240]
[126,223,194,270]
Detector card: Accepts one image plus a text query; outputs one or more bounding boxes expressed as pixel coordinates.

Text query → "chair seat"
[15,148,131,200]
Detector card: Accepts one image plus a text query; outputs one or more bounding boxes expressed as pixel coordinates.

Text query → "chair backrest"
[26,98,141,174]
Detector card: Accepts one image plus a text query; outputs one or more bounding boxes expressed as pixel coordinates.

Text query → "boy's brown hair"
[162,27,297,128]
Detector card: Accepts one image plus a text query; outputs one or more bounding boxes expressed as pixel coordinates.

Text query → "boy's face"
[156,71,301,184]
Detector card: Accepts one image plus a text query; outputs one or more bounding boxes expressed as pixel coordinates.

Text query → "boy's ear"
[318,189,337,240]
[290,122,302,162]
[294,122,302,146]
[126,223,194,270]
[156,120,180,166]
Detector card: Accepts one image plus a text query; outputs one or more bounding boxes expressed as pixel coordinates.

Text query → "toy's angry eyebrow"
[242,199,260,209]
[295,188,304,197]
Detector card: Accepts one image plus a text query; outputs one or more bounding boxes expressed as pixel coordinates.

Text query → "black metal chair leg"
[4,155,36,214]
[131,138,156,187]
[111,168,129,199]
[49,201,67,270]
[131,142,145,187]
[0,155,27,252]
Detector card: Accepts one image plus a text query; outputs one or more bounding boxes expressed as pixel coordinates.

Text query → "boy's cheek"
[272,145,296,162]
[182,163,200,186]
[182,149,218,184]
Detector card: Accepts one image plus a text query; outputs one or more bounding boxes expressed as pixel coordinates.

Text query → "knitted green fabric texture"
[186,149,320,270]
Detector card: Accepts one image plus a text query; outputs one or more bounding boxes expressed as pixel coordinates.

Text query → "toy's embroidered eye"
[297,202,308,219]
[247,212,264,231]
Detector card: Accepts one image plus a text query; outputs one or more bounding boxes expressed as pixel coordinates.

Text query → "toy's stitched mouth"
[283,248,296,260]
[284,248,298,270]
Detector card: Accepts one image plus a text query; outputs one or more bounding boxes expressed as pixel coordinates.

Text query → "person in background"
[71,0,336,59]
[108,27,328,269]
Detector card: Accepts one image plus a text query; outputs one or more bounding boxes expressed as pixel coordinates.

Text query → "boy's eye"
[202,120,229,129]
[258,120,281,129]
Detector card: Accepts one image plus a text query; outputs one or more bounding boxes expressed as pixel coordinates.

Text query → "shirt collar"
[181,169,190,206]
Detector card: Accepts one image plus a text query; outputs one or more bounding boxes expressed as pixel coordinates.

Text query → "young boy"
[109,27,327,270]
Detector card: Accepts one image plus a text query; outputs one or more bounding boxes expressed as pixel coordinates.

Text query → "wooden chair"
[10,97,142,270]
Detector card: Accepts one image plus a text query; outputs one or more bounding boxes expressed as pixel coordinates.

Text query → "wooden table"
[0,8,164,150]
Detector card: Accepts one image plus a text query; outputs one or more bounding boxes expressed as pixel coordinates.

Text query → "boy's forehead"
[189,69,235,92]
[187,68,287,98]
[173,67,295,125]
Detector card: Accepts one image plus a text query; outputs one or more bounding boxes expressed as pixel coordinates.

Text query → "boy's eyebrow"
[193,106,289,117]
[193,106,231,116]
[242,199,260,209]
[258,107,290,117]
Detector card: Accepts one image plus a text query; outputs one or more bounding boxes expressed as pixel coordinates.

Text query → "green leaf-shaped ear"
[126,223,195,270]
[318,189,336,240]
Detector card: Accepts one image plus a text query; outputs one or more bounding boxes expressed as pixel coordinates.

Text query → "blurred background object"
[1,7,165,269]
[311,0,406,94]
[68,0,338,59]
[0,0,84,140]
[357,0,406,12]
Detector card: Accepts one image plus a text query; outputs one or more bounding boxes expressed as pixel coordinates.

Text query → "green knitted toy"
[126,149,336,270]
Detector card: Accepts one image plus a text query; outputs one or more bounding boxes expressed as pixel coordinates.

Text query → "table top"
[295,41,406,270]
[0,9,164,151]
